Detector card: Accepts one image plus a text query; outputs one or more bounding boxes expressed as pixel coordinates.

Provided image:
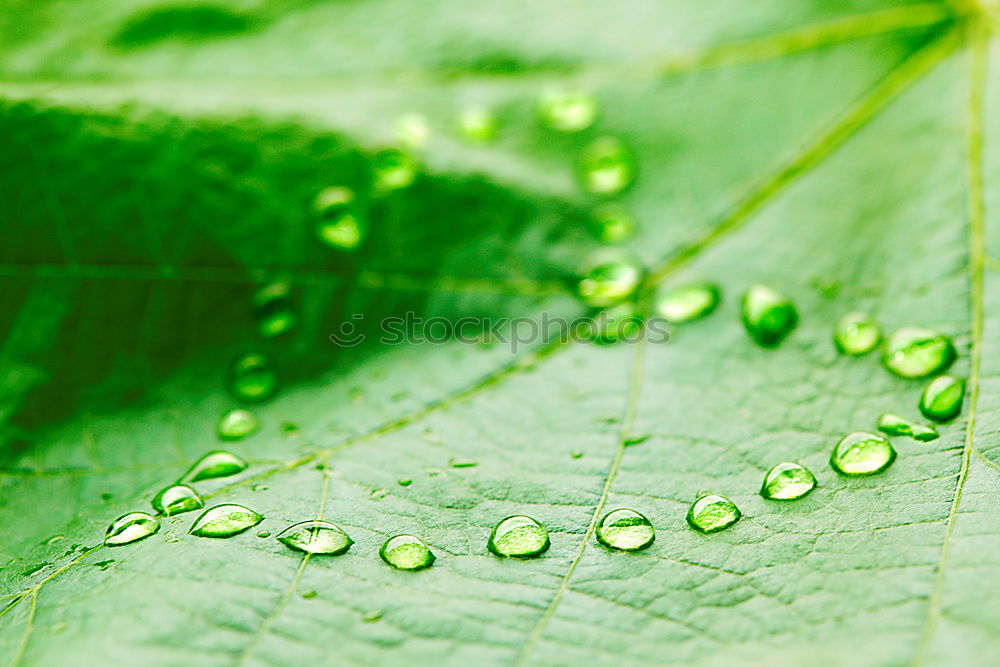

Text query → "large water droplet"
[379,535,435,570]
[180,450,248,483]
[760,462,816,500]
[217,409,258,441]
[189,504,263,538]
[919,375,965,423]
[830,432,896,476]
[876,412,939,441]
[576,250,642,307]
[686,494,741,534]
[596,508,654,551]
[833,311,880,355]
[314,186,365,251]
[657,283,721,324]
[578,137,634,196]
[228,353,277,403]
[252,282,296,337]
[276,520,353,555]
[372,149,417,192]
[741,285,798,348]
[538,89,597,132]
[487,516,550,558]
[151,484,204,516]
[459,106,497,142]
[105,512,159,546]
[881,327,956,379]
[591,205,636,243]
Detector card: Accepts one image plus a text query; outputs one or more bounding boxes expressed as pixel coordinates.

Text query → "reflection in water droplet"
[657,283,721,324]
[830,432,896,476]
[314,186,365,251]
[577,250,643,307]
[380,535,435,570]
[539,89,598,132]
[217,409,258,441]
[180,451,248,483]
[228,353,277,402]
[372,149,417,192]
[833,311,880,355]
[596,508,654,551]
[578,136,634,196]
[919,375,965,423]
[189,504,263,538]
[151,484,204,516]
[105,512,160,546]
[881,327,956,379]
[741,285,798,348]
[277,520,353,555]
[876,412,939,441]
[760,462,816,500]
[686,494,741,534]
[488,516,550,558]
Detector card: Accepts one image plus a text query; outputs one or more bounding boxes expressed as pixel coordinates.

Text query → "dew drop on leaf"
[538,89,598,132]
[760,462,816,500]
[256,530,271,538]
[881,327,956,379]
[379,535,435,570]
[372,149,417,192]
[487,515,550,558]
[276,520,353,555]
[576,250,642,307]
[741,285,798,348]
[830,432,896,476]
[228,353,277,403]
[395,112,430,149]
[578,136,634,196]
[151,484,204,516]
[397,478,413,487]
[252,282,296,338]
[217,409,258,441]
[180,450,248,483]
[314,186,365,251]
[189,504,263,538]
[363,610,384,623]
[458,106,497,142]
[596,508,654,551]
[833,311,881,355]
[591,204,636,243]
[876,412,939,441]
[686,494,741,534]
[919,374,965,423]
[657,283,721,324]
[105,512,159,546]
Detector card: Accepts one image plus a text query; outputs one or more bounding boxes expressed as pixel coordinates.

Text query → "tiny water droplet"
[459,106,497,142]
[228,353,277,402]
[623,434,650,447]
[596,508,654,551]
[314,186,365,251]
[586,302,643,345]
[256,530,271,538]
[180,450,248,483]
[538,89,597,132]
[591,205,636,244]
[395,112,430,149]
[151,484,204,516]
[363,610,383,623]
[105,512,159,546]
[830,432,896,476]
[876,412,939,441]
[301,590,318,599]
[398,478,413,487]
[252,282,296,337]
[881,327,956,379]
[448,457,478,469]
[370,488,389,500]
[571,450,583,459]
[741,285,798,348]
[920,375,965,423]
[487,515,550,558]
[577,250,643,307]
[217,409,258,441]
[189,504,263,538]
[686,494,741,534]
[833,311,880,355]
[760,462,816,500]
[277,520,353,555]
[578,136,634,196]
[251,484,268,492]
[657,283,720,324]
[372,149,417,192]
[380,535,435,570]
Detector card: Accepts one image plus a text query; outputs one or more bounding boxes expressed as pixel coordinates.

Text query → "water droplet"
[876,412,939,441]
[538,89,597,132]
[151,484,204,516]
[623,434,650,447]
[833,311,880,355]
[571,450,583,459]
[657,283,721,324]
[370,488,389,500]
[487,515,550,558]
[578,137,634,196]
[189,504,263,538]
[448,457,478,469]
[251,484,268,492]
[830,432,896,476]
[105,512,159,546]
[587,302,643,345]
[459,106,497,142]
[760,462,816,500]
[276,520,353,555]
[919,375,965,423]
[301,590,318,599]
[596,508,654,551]
[217,409,258,441]
[228,353,277,402]
[363,610,383,622]
[881,327,956,379]
[741,285,798,348]
[256,530,271,538]
[398,478,413,487]
[591,205,636,243]
[395,112,430,149]
[314,186,365,251]
[686,494,741,534]
[180,450,248,483]
[379,535,435,570]
[372,149,417,192]
[577,250,643,307]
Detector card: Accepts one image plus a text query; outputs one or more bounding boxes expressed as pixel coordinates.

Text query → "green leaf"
[1,1,997,664]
